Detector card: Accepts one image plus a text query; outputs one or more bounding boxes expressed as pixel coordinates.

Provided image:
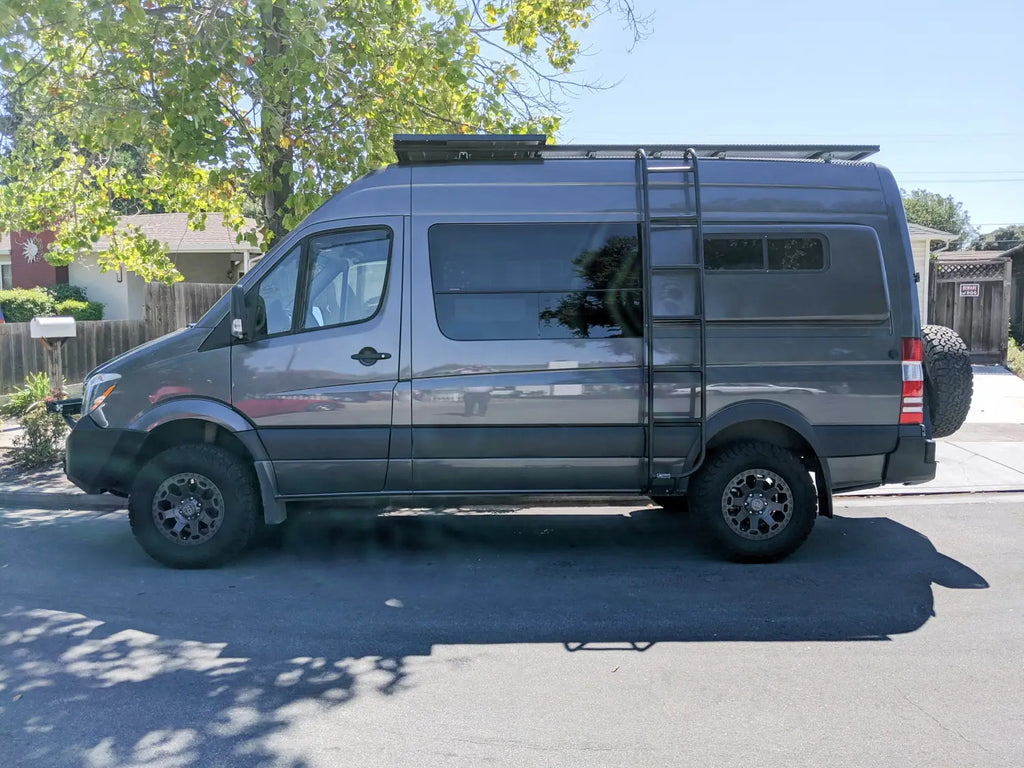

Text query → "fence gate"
[929,257,1011,364]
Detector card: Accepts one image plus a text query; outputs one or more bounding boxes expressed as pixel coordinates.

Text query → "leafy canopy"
[901,188,977,251]
[0,0,645,282]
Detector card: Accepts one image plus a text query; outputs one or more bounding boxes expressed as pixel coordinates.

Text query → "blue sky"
[559,0,1022,236]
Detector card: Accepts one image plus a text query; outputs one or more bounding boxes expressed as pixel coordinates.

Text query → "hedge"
[43,283,89,303]
[54,299,104,321]
[0,288,55,322]
[0,286,104,322]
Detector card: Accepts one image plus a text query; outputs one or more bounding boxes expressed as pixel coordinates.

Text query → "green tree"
[975,225,1024,252]
[901,188,977,251]
[0,0,646,282]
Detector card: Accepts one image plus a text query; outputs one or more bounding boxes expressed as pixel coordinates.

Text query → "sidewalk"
[851,365,1024,497]
[2,365,1024,509]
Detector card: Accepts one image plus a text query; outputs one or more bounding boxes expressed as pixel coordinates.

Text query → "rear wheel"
[129,443,261,568]
[690,441,816,562]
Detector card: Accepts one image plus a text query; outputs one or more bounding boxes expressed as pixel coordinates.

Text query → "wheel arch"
[128,399,284,524]
[695,403,834,518]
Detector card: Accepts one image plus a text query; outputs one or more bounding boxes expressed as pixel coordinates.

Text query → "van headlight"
[83,373,121,419]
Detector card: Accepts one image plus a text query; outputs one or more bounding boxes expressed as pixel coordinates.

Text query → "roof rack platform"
[393,135,879,164]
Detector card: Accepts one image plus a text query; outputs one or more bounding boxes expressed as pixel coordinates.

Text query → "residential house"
[1,213,260,320]
[906,223,957,313]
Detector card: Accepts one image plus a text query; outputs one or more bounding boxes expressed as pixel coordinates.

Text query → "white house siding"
[911,237,929,317]
[68,260,146,320]
[170,251,236,283]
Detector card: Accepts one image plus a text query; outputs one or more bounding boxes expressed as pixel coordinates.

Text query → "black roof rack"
[393,134,880,164]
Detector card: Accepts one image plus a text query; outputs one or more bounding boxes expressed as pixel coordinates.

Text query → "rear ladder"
[636,148,707,493]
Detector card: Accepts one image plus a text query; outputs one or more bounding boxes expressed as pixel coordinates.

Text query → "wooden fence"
[0,281,231,393]
[929,256,1011,364]
[146,281,232,338]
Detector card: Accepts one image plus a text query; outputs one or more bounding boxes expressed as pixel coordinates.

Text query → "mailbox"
[30,315,77,339]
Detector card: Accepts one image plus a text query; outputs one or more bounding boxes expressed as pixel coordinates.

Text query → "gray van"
[56,135,973,568]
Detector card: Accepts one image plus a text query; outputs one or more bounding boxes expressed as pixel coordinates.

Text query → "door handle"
[351,347,392,366]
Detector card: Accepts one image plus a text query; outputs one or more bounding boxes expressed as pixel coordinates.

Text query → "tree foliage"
[975,225,1024,252]
[901,188,977,251]
[0,0,645,282]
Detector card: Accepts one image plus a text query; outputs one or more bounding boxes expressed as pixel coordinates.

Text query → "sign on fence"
[959,283,980,298]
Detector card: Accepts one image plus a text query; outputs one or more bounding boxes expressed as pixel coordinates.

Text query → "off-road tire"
[922,324,973,439]
[690,441,817,563]
[129,443,260,569]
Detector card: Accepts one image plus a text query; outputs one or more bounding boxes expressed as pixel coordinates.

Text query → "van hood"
[86,326,207,380]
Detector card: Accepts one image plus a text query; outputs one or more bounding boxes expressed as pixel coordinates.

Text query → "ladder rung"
[652,264,701,271]
[651,215,699,223]
[653,316,702,323]
[653,417,702,425]
[647,166,694,174]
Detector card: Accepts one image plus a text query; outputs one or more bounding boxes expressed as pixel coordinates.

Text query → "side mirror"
[230,285,251,341]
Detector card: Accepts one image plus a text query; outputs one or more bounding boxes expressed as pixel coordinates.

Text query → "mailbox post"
[30,316,76,398]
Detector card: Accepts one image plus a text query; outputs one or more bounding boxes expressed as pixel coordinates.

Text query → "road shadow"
[0,507,988,767]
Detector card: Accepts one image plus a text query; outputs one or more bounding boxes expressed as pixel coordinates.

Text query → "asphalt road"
[1,496,1022,768]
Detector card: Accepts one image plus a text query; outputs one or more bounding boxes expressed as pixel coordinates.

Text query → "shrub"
[1009,337,1024,380]
[10,401,68,468]
[54,299,104,321]
[0,372,52,419]
[0,288,54,322]
[43,284,89,303]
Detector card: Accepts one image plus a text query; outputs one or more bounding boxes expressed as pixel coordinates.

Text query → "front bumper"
[65,416,144,496]
[883,426,937,485]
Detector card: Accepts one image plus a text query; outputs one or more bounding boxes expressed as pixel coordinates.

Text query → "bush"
[54,299,104,321]
[10,401,68,468]
[1009,337,1024,380]
[0,288,54,322]
[43,283,89,303]
[0,372,53,419]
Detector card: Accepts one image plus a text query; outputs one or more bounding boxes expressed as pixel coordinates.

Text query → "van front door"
[231,218,403,496]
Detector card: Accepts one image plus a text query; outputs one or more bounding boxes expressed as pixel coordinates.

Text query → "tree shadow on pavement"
[0,506,987,767]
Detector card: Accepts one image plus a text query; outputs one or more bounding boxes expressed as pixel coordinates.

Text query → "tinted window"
[704,238,763,270]
[255,245,301,337]
[429,223,642,340]
[303,229,390,329]
[767,237,825,271]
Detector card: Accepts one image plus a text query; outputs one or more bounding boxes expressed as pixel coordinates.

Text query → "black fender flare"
[689,401,833,518]
[128,398,286,523]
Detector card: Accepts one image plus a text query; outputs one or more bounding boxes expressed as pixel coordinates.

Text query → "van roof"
[393,134,880,165]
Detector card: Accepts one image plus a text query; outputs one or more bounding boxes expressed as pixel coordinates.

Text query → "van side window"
[255,245,301,337]
[767,238,824,271]
[302,229,391,329]
[704,238,763,270]
[429,223,642,340]
[703,236,826,272]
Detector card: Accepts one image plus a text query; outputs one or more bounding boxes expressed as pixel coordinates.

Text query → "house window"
[428,223,642,341]
[0,263,12,290]
[704,236,827,271]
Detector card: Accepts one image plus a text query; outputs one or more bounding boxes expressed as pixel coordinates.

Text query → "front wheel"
[128,444,261,568]
[689,442,817,562]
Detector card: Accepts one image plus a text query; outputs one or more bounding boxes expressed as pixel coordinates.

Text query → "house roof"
[907,223,957,240]
[92,213,259,254]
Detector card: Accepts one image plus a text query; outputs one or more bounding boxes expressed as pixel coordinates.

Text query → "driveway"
[2,497,1022,767]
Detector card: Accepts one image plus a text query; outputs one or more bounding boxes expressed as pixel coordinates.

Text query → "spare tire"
[921,324,973,438]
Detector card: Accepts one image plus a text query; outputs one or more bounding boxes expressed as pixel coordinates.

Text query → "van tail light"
[900,337,924,425]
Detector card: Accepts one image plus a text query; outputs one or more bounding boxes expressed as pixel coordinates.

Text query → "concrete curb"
[0,491,125,511]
